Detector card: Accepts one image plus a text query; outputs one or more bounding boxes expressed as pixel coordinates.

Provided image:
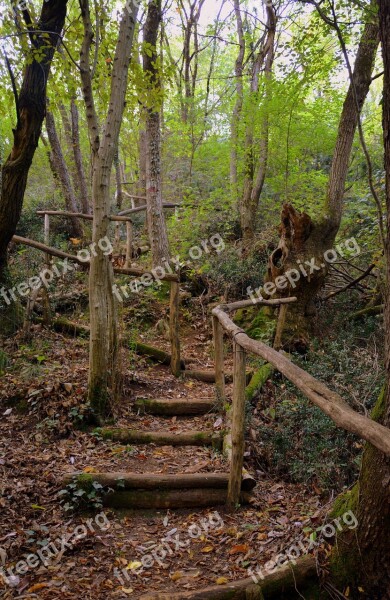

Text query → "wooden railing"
[212,297,390,506]
[12,233,181,377]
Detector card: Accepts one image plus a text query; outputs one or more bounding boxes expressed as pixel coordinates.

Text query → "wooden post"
[44,214,50,267]
[125,221,133,268]
[169,280,181,376]
[42,214,51,324]
[227,341,247,507]
[212,315,225,406]
[273,303,288,350]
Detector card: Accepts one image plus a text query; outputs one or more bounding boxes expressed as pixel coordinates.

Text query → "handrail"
[212,301,390,505]
[36,210,133,222]
[118,202,179,216]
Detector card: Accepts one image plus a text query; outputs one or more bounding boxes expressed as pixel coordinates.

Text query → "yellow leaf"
[201,546,214,553]
[30,504,45,510]
[126,561,142,571]
[358,587,364,592]
[216,577,228,585]
[121,588,134,595]
[83,466,98,473]
[27,583,49,592]
[345,587,350,597]
[170,571,183,581]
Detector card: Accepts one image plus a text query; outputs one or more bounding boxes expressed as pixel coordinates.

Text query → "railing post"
[42,213,52,324]
[44,213,50,267]
[169,280,181,376]
[212,315,225,406]
[273,303,288,350]
[125,220,133,268]
[227,341,247,507]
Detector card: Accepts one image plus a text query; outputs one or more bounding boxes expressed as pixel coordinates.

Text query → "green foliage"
[256,303,383,491]
[58,478,112,513]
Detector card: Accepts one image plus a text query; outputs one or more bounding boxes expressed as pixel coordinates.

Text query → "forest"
[0,0,390,598]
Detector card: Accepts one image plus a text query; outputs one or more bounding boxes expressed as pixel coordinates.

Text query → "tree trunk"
[327,4,390,595]
[265,11,379,350]
[143,0,170,266]
[240,4,276,244]
[70,97,91,214]
[230,0,245,196]
[45,109,83,237]
[79,0,138,416]
[0,0,68,279]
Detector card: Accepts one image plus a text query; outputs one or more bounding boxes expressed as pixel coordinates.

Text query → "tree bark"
[325,15,379,235]
[143,0,170,266]
[70,97,91,214]
[45,109,84,237]
[0,0,68,278]
[327,3,390,595]
[79,0,138,415]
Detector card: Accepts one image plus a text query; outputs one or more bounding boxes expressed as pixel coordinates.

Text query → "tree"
[143,0,170,266]
[78,0,138,415]
[240,2,277,244]
[0,0,68,278]
[327,3,390,595]
[45,108,84,237]
[267,4,379,349]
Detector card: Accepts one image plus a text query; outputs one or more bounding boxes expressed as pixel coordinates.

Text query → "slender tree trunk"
[230,0,245,197]
[143,0,170,266]
[240,3,276,244]
[79,0,138,415]
[70,97,91,214]
[0,0,68,279]
[45,109,83,237]
[328,6,390,594]
[325,18,379,235]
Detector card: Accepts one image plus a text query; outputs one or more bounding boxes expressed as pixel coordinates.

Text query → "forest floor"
[0,303,336,599]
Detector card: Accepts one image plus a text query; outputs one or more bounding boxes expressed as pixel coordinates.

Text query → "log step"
[181,369,253,384]
[95,427,225,449]
[134,398,216,416]
[62,472,255,509]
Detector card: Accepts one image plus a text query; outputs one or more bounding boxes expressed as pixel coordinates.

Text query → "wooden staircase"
[63,394,256,510]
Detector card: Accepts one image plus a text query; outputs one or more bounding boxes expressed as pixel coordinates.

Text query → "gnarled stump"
[266,204,332,351]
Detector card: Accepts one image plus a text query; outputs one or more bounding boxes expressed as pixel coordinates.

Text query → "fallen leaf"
[229,544,249,555]
[126,561,142,571]
[201,546,214,553]
[216,577,228,585]
[27,583,49,593]
[170,571,183,581]
[121,588,134,595]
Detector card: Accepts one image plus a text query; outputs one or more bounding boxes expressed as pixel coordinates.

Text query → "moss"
[245,363,274,401]
[89,383,110,419]
[370,385,386,422]
[72,473,96,493]
[330,483,359,521]
[234,307,276,341]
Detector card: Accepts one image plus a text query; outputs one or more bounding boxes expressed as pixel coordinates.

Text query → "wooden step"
[181,369,253,384]
[135,397,216,416]
[95,427,225,449]
[62,472,256,509]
